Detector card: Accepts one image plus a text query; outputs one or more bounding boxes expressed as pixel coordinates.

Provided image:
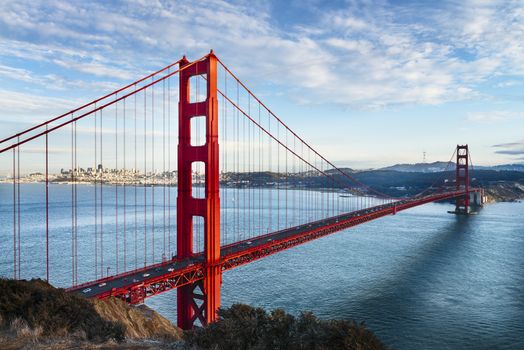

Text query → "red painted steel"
[455,145,470,213]
[67,189,480,304]
[177,52,221,329]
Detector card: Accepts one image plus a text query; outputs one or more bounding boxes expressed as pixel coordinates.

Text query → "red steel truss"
[67,189,479,317]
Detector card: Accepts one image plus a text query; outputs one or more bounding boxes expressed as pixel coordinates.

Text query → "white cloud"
[466,111,522,123]
[0,0,524,111]
[53,59,133,80]
[0,89,79,123]
[496,80,521,88]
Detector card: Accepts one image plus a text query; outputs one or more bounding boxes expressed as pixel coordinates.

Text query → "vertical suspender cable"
[151,80,155,262]
[115,96,119,274]
[95,104,98,279]
[163,79,166,260]
[277,121,280,230]
[242,90,246,240]
[17,140,20,279]
[293,137,296,226]
[167,72,171,256]
[134,85,138,269]
[247,95,251,237]
[75,120,78,284]
[258,102,262,237]
[224,69,228,245]
[143,88,147,267]
[69,124,73,283]
[12,147,16,279]
[236,80,240,242]
[285,131,288,227]
[100,109,104,276]
[123,98,127,271]
[268,110,271,233]
[45,126,49,282]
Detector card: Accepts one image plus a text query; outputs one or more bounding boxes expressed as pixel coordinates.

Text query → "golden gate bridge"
[0,51,482,329]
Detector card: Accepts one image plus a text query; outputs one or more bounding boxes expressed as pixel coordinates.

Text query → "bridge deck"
[69,190,476,303]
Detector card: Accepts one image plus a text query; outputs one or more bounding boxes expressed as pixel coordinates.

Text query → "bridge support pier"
[177,52,221,329]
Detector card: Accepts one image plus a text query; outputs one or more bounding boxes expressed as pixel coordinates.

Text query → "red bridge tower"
[177,52,221,329]
[455,144,470,214]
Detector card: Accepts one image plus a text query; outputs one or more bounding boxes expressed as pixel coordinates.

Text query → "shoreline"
[1,180,523,203]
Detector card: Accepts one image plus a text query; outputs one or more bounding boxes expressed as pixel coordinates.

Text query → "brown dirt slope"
[0,279,182,349]
[92,297,182,341]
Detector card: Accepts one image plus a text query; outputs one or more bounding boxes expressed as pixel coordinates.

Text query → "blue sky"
[0,0,523,168]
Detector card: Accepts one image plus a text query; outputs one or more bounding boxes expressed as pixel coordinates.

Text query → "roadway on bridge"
[74,196,418,299]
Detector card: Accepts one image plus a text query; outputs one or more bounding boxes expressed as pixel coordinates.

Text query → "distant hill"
[379,162,524,173]
[476,164,524,172]
[326,167,355,175]
[379,161,455,173]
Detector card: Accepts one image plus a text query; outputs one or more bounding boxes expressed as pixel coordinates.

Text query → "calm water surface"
[150,197,524,349]
[0,184,523,349]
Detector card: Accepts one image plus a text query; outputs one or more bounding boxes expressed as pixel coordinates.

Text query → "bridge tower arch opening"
[177,51,221,329]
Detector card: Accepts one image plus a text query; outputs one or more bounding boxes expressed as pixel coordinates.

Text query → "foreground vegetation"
[186,304,387,350]
[0,279,387,349]
[0,279,181,349]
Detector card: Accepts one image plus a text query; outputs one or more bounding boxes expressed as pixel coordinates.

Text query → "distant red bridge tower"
[455,145,470,214]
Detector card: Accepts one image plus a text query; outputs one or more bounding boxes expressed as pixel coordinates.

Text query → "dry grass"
[0,279,124,342]
[0,334,185,350]
[0,279,183,349]
[92,298,182,341]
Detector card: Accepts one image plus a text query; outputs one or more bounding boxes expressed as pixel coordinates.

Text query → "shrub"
[0,278,124,342]
[185,304,387,350]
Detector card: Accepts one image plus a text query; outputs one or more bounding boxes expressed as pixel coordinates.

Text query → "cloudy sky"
[0,0,523,168]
